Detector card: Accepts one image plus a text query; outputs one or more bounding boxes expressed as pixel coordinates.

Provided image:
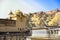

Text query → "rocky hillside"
[28,9,60,27]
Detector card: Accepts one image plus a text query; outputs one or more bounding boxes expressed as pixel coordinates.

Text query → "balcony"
[0,19,16,27]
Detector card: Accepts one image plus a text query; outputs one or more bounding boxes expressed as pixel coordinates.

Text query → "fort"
[0,9,60,40]
[0,10,31,40]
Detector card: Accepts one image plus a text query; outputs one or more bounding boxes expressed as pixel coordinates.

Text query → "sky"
[0,0,60,18]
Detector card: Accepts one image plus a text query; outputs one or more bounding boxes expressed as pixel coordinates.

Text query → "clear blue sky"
[0,0,60,18]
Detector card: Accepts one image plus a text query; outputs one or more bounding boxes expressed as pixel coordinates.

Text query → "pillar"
[19,36,26,40]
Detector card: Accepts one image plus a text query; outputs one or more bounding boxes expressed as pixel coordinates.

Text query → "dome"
[15,10,23,15]
[8,11,13,15]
